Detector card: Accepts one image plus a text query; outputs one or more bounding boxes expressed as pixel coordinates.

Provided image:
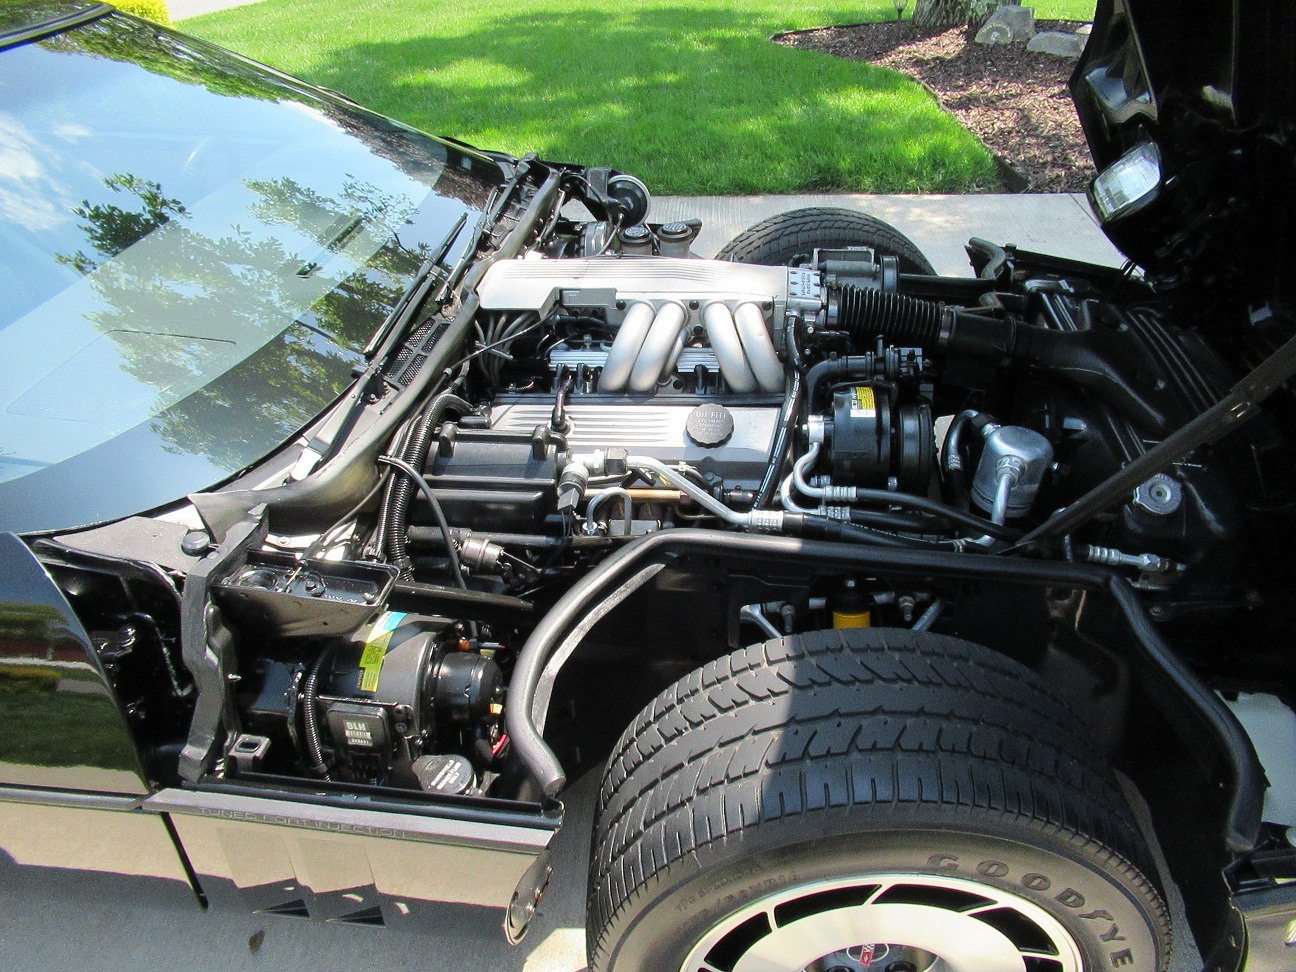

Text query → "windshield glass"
[0,13,499,532]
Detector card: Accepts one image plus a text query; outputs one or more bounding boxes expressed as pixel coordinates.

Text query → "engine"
[427,243,1246,584]
[150,181,1276,806]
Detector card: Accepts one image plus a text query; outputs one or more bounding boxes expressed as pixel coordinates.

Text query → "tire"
[587,628,1172,972]
[715,207,937,274]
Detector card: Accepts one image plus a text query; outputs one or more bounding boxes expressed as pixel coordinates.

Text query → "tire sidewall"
[597,811,1166,972]
[715,208,936,275]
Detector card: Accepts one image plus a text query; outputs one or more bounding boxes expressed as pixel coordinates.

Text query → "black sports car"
[1,2,1293,970]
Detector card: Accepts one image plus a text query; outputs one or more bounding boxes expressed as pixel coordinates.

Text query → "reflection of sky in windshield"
[0,40,446,483]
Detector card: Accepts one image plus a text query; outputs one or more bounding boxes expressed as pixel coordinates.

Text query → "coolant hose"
[802,355,877,409]
[941,409,984,509]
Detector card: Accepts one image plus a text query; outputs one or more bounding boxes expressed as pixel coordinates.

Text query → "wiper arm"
[292,159,546,479]
[292,212,470,478]
[363,210,468,359]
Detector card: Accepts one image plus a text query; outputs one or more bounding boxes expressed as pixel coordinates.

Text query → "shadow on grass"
[299,7,999,195]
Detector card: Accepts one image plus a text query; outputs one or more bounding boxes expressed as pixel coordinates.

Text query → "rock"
[975,23,1012,44]
[974,4,1036,45]
[1027,30,1086,57]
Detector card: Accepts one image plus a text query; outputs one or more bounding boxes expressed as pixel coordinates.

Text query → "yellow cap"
[832,610,872,629]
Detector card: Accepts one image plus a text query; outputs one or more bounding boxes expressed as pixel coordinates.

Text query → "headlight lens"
[1091,142,1162,222]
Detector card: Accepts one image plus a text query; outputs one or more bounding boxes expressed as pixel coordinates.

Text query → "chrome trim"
[0,785,143,812]
[145,788,553,853]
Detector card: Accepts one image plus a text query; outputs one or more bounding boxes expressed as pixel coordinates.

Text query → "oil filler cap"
[413,753,475,795]
[686,403,734,447]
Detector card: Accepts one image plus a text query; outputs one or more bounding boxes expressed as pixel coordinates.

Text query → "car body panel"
[0,531,148,793]
[1074,0,1295,315]
[148,787,556,921]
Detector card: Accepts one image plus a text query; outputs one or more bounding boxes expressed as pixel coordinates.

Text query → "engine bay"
[43,163,1295,817]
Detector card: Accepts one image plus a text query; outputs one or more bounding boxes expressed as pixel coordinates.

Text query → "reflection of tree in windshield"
[56,174,188,275]
[57,173,437,471]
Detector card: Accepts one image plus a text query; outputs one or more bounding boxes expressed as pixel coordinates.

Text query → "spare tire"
[715,207,937,274]
[587,627,1171,972]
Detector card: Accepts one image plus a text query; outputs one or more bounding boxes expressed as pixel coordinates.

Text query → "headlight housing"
[1091,141,1162,223]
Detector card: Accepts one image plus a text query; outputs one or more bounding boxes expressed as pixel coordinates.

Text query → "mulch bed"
[775,20,1094,192]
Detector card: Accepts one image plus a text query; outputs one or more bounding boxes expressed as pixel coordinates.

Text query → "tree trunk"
[912,0,1000,30]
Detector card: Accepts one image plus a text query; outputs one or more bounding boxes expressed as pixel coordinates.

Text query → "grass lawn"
[182,1,1097,196]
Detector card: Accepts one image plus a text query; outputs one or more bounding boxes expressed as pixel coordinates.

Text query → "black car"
[1,1,1293,970]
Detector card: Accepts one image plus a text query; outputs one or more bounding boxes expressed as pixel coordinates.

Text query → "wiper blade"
[293,212,470,475]
[363,210,468,359]
[296,160,543,476]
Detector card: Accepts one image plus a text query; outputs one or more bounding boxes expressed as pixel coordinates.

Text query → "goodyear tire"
[715,207,937,274]
[587,628,1172,972]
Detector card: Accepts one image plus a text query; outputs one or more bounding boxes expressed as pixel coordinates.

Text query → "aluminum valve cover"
[488,401,779,487]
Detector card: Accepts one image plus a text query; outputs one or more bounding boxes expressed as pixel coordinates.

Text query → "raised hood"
[1072,0,1295,330]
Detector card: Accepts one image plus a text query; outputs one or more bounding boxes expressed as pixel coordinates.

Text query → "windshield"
[0,12,499,533]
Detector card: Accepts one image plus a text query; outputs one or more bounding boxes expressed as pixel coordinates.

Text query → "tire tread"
[587,629,1171,971]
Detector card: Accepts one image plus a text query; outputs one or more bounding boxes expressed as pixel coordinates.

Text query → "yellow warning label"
[850,386,877,418]
[358,612,404,693]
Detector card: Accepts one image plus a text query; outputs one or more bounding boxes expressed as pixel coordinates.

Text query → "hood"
[1072,0,1295,330]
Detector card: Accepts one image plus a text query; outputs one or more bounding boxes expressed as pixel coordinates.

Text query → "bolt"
[1149,605,1166,618]
[898,595,916,624]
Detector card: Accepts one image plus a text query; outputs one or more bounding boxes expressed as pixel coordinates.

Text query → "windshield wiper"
[362,210,468,359]
[291,159,541,479]
[287,212,470,479]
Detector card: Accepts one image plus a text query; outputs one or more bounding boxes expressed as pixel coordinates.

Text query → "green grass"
[181,0,1097,195]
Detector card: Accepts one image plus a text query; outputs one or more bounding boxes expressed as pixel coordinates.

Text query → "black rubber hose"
[842,486,1017,541]
[941,410,977,510]
[798,515,957,549]
[377,454,468,589]
[837,285,1019,361]
[407,527,615,550]
[392,579,534,618]
[803,355,877,409]
[301,646,334,780]
[386,393,473,576]
[754,329,803,509]
[849,507,956,534]
[371,420,418,558]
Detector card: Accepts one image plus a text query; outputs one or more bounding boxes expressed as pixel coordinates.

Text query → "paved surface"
[652,192,1124,272]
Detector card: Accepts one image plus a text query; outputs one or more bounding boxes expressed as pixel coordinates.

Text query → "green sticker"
[357,612,405,693]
